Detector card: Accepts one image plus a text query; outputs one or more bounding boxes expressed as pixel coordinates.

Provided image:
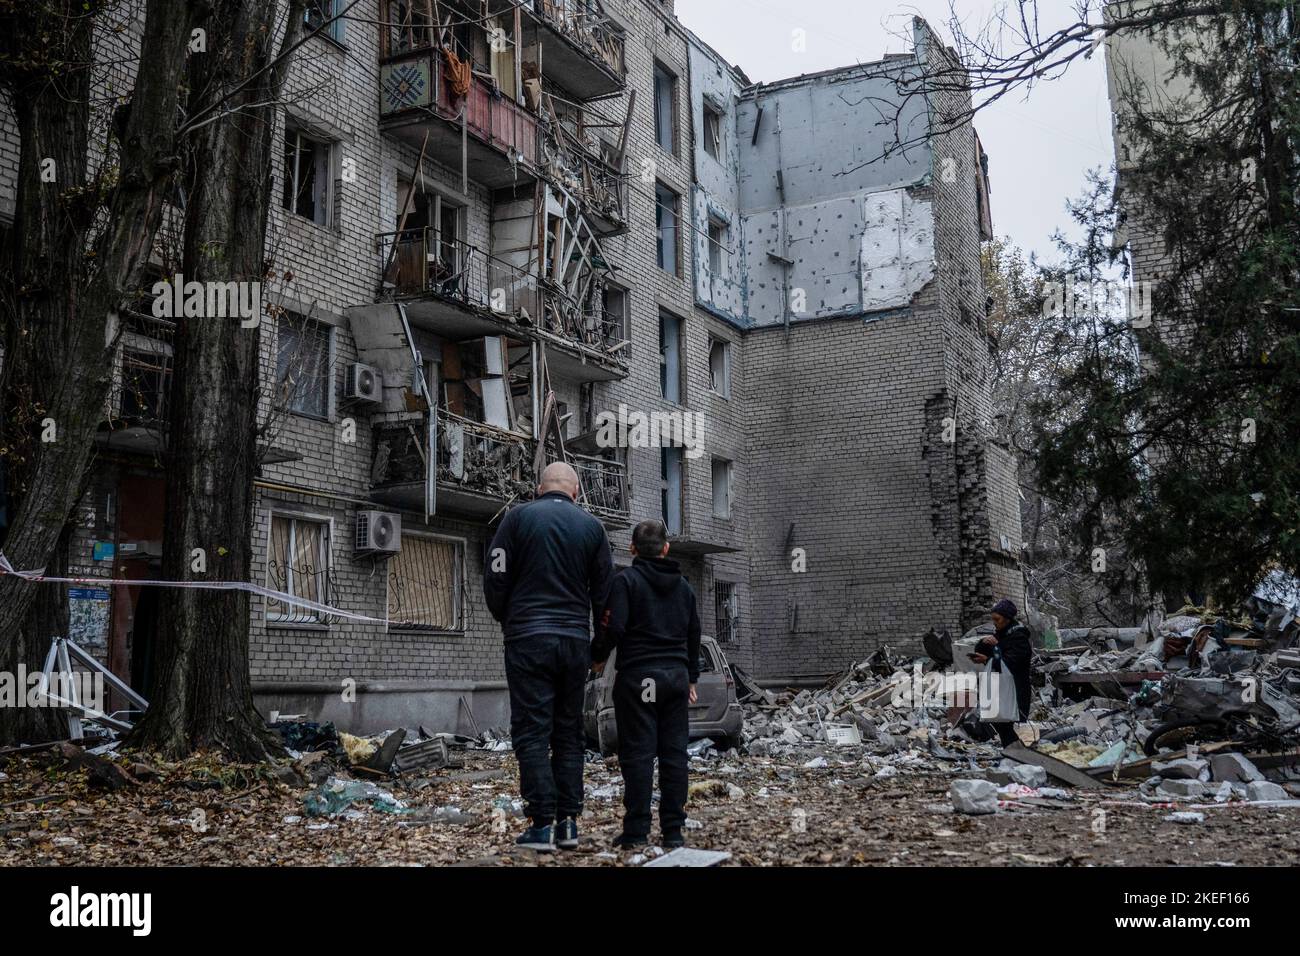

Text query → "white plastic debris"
[645,848,731,867]
[1164,811,1205,825]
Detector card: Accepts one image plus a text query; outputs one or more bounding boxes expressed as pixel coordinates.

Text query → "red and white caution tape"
[0,550,392,625]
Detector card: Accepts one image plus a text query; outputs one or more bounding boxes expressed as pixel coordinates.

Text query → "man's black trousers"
[613,664,689,838]
[504,634,589,824]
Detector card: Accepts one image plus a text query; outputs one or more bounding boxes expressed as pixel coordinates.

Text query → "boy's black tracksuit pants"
[613,664,689,838]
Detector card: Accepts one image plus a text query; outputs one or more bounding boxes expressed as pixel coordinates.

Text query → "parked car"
[583,636,744,755]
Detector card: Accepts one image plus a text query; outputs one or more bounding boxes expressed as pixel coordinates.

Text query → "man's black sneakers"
[662,829,685,849]
[556,817,580,850]
[516,822,556,852]
[612,832,648,849]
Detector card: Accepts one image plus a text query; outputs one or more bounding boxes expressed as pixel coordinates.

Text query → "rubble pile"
[730,576,1300,815]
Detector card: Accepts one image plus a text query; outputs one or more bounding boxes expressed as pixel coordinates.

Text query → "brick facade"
[1,1,1021,730]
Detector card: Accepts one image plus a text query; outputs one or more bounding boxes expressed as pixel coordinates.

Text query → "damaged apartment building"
[0,0,1021,733]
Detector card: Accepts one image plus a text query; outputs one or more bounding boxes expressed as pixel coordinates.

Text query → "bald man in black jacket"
[485,462,614,852]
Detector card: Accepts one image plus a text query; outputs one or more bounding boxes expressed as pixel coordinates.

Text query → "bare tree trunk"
[131,0,306,761]
[0,0,196,746]
[0,523,73,744]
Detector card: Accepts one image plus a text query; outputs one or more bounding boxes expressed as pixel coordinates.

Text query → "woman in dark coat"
[972,598,1033,747]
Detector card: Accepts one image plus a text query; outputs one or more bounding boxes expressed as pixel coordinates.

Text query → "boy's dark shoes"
[556,817,580,850]
[662,829,685,849]
[516,822,556,852]
[612,832,648,849]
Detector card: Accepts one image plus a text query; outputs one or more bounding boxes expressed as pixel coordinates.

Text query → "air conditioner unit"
[355,511,401,555]
[344,363,383,404]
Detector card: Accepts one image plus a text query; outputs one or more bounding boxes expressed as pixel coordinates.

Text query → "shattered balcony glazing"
[529,0,627,100]
[378,45,539,188]
[376,230,627,380]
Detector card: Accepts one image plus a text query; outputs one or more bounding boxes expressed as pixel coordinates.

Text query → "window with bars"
[267,515,331,625]
[714,581,738,644]
[276,315,332,419]
[387,534,464,631]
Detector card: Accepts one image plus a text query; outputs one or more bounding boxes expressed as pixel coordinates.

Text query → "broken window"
[708,337,730,398]
[653,62,676,153]
[305,0,345,44]
[659,310,681,403]
[661,447,683,535]
[714,581,738,644]
[267,515,330,625]
[283,125,333,227]
[276,314,333,419]
[390,182,462,293]
[656,183,679,274]
[117,320,173,426]
[703,102,722,160]
[387,534,463,631]
[711,457,732,519]
[440,336,518,431]
[387,1,434,54]
[602,284,629,349]
[707,217,727,275]
[486,16,517,100]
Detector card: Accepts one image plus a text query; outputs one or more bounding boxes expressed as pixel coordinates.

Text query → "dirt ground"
[4,745,1300,867]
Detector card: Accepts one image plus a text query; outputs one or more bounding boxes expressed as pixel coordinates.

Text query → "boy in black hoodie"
[593,520,701,849]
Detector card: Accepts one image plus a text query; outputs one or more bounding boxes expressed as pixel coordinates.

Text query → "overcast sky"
[675,0,1117,263]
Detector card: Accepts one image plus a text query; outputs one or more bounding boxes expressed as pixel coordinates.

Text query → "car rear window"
[697,649,716,673]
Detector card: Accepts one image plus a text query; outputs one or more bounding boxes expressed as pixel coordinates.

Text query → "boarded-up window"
[388,535,463,630]
[267,515,330,624]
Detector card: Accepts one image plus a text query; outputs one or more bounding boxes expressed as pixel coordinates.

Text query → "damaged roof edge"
[733,16,941,96]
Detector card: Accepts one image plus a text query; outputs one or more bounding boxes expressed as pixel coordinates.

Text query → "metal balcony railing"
[379,231,543,320]
[569,451,629,518]
[536,0,626,81]
[372,411,628,519]
[541,121,625,227]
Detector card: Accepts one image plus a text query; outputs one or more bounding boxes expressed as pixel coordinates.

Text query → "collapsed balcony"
[520,0,627,101]
[376,230,627,382]
[369,411,628,523]
[535,89,628,233]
